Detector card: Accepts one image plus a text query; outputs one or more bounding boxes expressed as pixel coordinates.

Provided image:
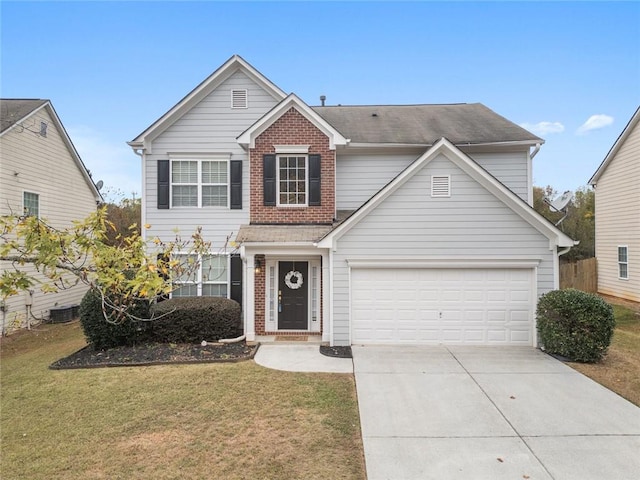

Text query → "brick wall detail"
[250,107,335,224]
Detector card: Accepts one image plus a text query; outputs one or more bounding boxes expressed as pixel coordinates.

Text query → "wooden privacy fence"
[560,257,597,293]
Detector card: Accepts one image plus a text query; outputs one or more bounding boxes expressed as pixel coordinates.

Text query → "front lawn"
[569,303,640,407]
[0,323,365,480]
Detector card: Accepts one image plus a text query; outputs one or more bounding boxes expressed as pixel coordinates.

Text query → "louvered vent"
[431,175,451,197]
[231,89,248,109]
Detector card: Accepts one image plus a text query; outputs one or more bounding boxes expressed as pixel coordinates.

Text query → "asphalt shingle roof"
[312,103,542,145]
[236,224,334,243]
[1,99,48,134]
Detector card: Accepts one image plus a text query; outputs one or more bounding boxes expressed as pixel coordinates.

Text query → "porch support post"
[321,249,331,344]
[245,253,256,342]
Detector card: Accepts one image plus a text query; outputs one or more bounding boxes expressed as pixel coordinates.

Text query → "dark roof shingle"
[1,99,48,134]
[312,103,542,145]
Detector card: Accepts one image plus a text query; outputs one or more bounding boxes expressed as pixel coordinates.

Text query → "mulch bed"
[320,345,352,358]
[51,341,258,370]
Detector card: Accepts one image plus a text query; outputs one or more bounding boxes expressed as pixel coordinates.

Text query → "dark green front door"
[278,261,308,330]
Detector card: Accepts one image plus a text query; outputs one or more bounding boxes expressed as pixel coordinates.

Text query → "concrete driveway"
[352,345,640,480]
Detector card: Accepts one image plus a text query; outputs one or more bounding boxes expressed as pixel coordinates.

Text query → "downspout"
[530,143,541,159]
[132,148,146,241]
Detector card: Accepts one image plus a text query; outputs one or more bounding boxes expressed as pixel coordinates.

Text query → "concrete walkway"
[353,345,640,480]
[254,344,353,373]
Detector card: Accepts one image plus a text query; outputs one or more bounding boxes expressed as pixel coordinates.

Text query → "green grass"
[1,323,365,480]
[570,303,640,406]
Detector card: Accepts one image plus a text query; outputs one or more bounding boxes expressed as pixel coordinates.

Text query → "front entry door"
[278,261,308,330]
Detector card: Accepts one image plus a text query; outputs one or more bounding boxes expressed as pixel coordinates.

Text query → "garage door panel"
[351,268,534,345]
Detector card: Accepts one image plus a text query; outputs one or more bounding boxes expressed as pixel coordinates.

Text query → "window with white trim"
[618,246,629,279]
[172,254,228,297]
[277,155,307,206]
[171,159,228,207]
[23,192,40,217]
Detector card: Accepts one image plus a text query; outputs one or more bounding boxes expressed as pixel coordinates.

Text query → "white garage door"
[351,268,534,345]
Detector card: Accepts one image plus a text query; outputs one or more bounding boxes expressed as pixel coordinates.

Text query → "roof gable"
[237,93,348,150]
[0,99,101,201]
[589,105,640,185]
[129,55,287,150]
[1,99,48,135]
[318,138,574,249]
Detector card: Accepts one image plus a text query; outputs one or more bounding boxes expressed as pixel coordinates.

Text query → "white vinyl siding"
[330,153,554,346]
[145,70,280,248]
[336,150,530,211]
[594,120,640,302]
[0,107,97,331]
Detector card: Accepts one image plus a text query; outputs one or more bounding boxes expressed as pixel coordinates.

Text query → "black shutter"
[157,160,170,209]
[263,154,276,206]
[230,160,242,209]
[230,254,242,307]
[308,154,321,206]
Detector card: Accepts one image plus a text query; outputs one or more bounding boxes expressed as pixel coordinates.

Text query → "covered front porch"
[236,224,332,344]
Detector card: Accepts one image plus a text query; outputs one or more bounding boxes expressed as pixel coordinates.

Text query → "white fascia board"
[347,257,542,269]
[130,55,287,149]
[237,94,349,150]
[589,106,640,186]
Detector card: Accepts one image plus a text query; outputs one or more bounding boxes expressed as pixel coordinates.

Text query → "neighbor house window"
[23,192,40,217]
[172,254,228,297]
[618,246,629,279]
[171,159,228,207]
[277,155,307,206]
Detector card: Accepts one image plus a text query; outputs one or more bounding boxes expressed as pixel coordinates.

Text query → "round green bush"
[536,289,615,362]
[79,288,152,350]
[149,296,241,343]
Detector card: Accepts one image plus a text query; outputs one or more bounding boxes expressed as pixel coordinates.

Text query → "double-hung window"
[171,156,228,207]
[23,192,40,217]
[172,254,228,297]
[618,246,629,279]
[277,155,307,206]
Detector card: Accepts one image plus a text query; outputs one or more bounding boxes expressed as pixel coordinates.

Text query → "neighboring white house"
[129,55,575,347]
[589,106,640,303]
[0,99,102,333]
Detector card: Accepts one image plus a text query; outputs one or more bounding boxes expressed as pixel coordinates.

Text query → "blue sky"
[2,1,639,201]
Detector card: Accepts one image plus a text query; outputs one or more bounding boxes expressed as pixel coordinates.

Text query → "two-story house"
[129,55,574,347]
[1,99,101,333]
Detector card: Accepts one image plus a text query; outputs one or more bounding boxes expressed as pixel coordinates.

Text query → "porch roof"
[236,224,334,244]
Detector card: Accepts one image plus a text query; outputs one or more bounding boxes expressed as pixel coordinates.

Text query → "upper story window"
[231,89,248,109]
[278,155,307,206]
[618,246,629,279]
[23,192,40,217]
[171,158,228,207]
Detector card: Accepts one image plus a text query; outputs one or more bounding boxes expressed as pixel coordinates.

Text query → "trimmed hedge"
[79,288,152,350]
[536,289,615,362]
[149,297,241,343]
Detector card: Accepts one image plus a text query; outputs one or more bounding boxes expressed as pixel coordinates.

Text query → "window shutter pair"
[157,160,242,209]
[262,154,321,206]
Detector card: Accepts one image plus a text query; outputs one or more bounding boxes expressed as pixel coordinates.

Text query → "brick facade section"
[250,107,335,224]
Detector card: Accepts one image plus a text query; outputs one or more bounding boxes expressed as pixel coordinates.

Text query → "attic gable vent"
[431,175,451,197]
[231,89,248,109]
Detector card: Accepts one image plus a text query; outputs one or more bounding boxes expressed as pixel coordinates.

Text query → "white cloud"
[520,121,565,136]
[67,126,140,202]
[576,114,614,135]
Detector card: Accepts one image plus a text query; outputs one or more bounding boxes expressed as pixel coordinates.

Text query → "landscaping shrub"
[149,297,241,343]
[536,289,615,362]
[79,288,152,350]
